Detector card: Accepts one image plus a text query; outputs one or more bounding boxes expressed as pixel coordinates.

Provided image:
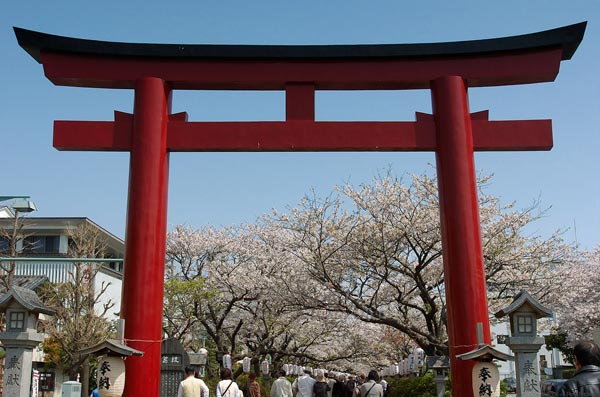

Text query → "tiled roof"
[13,275,48,290]
[494,289,553,319]
[79,339,144,357]
[0,285,55,315]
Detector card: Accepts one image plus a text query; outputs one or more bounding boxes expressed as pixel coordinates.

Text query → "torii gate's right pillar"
[432,76,491,396]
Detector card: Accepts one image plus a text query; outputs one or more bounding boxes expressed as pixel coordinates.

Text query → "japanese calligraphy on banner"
[243,357,251,373]
[98,357,126,397]
[223,353,232,369]
[471,362,500,397]
[32,369,39,397]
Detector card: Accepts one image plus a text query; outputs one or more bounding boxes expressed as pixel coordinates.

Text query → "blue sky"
[1,1,598,249]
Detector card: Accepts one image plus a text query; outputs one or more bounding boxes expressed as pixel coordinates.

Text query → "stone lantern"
[495,289,552,397]
[0,286,55,397]
[426,356,450,397]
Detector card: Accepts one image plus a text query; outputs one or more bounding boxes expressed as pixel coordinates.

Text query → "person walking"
[344,375,356,397]
[313,372,331,397]
[292,369,316,397]
[246,372,261,397]
[558,340,600,396]
[271,370,293,397]
[217,368,241,397]
[332,375,346,397]
[326,372,336,397]
[378,378,387,397]
[178,366,210,397]
[359,371,383,397]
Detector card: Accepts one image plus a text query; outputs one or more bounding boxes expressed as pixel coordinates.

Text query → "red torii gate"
[15,23,585,397]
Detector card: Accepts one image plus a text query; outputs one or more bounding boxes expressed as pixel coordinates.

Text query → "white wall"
[94,268,122,321]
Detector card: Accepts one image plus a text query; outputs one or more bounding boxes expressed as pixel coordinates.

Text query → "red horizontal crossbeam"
[54,112,552,152]
[41,49,563,90]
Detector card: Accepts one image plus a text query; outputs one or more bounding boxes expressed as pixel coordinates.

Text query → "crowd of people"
[175,339,600,397]
[176,367,389,397]
[290,369,386,397]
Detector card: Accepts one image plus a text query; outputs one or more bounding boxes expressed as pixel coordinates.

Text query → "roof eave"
[14,22,586,63]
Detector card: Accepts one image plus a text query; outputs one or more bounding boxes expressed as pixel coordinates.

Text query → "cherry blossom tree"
[550,246,600,340]
[164,171,585,370]
[264,172,578,355]
[164,223,376,369]
[164,225,262,354]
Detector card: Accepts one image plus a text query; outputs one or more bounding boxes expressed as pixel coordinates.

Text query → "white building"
[0,214,124,320]
[0,212,125,396]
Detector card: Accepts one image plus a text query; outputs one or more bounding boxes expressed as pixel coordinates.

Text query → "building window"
[8,311,25,331]
[23,236,60,254]
[516,314,534,334]
[0,237,9,254]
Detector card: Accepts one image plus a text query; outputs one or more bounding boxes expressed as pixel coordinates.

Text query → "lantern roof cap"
[14,22,585,64]
[456,344,514,362]
[0,286,55,315]
[494,289,553,319]
[79,338,144,357]
[425,355,450,369]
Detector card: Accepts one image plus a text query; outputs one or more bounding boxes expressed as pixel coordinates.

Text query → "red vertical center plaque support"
[432,76,491,397]
[122,77,171,396]
[14,22,585,397]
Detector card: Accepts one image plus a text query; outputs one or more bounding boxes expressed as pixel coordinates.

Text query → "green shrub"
[499,380,508,397]
[386,372,436,397]
[387,372,507,397]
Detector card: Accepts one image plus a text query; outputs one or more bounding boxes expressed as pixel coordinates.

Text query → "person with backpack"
[359,371,383,397]
[292,369,316,397]
[217,368,241,397]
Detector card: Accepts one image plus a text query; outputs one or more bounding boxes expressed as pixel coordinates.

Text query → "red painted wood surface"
[432,76,492,397]
[54,117,552,152]
[121,77,170,397]
[40,48,563,90]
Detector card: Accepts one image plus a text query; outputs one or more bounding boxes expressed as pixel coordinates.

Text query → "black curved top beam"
[15,22,586,64]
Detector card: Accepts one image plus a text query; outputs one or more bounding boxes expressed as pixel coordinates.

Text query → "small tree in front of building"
[39,223,115,381]
[0,209,37,293]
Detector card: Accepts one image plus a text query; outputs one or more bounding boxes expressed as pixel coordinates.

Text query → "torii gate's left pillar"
[121,77,171,396]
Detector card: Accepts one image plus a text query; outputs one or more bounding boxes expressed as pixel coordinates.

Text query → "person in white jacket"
[178,366,209,397]
[292,369,316,397]
[217,368,241,397]
[358,371,383,397]
[270,370,293,397]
